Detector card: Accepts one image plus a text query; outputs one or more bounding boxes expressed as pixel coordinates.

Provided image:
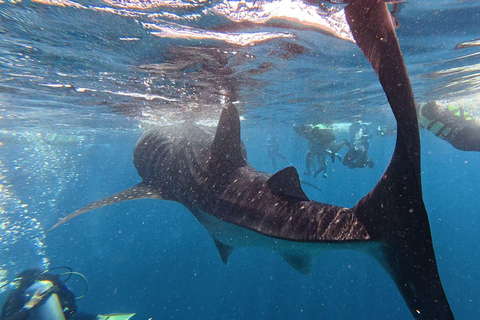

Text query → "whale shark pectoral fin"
[279,253,313,275]
[212,238,234,264]
[267,167,310,201]
[50,183,163,231]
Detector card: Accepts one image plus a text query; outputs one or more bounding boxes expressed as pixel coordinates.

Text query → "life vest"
[416,101,475,140]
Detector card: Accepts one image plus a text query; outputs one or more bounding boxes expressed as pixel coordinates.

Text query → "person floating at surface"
[342,121,375,169]
[417,100,480,151]
[0,268,135,320]
[294,123,347,178]
[264,136,292,169]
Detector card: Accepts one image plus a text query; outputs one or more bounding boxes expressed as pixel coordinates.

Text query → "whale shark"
[51,0,454,319]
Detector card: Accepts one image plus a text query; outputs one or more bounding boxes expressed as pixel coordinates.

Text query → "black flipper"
[280,253,313,275]
[267,167,310,201]
[213,238,234,264]
[300,179,323,193]
[345,0,453,319]
[50,183,164,230]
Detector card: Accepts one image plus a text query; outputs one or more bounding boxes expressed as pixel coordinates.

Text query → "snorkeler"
[0,268,135,320]
[417,100,480,151]
[294,123,347,178]
[264,136,292,169]
[342,121,374,169]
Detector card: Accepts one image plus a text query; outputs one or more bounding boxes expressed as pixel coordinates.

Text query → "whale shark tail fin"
[345,1,454,319]
[50,183,163,231]
[354,136,453,320]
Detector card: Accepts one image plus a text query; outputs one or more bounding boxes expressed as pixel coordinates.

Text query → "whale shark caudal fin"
[344,0,454,319]
[49,183,163,230]
[345,0,421,175]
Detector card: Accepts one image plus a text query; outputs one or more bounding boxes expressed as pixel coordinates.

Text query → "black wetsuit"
[294,124,346,178]
[342,122,374,169]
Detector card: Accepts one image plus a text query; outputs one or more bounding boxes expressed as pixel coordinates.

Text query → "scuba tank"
[24,280,66,320]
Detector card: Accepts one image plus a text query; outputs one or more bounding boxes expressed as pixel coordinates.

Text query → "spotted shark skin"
[52,0,454,319]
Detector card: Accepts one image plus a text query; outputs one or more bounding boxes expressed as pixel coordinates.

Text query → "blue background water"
[1,0,480,319]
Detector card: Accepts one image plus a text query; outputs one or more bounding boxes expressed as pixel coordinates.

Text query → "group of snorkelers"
[293,120,374,178]
[268,100,480,179]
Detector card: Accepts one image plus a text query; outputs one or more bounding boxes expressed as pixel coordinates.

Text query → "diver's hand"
[23,288,47,310]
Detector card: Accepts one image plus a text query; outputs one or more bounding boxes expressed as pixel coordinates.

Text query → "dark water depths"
[0,0,480,319]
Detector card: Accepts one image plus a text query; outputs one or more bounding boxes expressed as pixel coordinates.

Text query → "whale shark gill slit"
[51,1,454,319]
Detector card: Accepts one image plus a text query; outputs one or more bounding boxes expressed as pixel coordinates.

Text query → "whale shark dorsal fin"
[267,167,310,201]
[280,253,313,275]
[211,103,247,170]
[50,183,164,230]
[212,238,234,264]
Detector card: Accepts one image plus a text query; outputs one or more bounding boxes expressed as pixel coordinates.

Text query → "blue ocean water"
[1,0,480,319]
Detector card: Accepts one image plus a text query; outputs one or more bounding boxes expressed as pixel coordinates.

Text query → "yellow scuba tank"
[24,280,66,320]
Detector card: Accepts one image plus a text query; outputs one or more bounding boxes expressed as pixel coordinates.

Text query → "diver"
[417,100,480,151]
[0,268,135,320]
[264,136,292,169]
[294,123,347,178]
[342,121,374,169]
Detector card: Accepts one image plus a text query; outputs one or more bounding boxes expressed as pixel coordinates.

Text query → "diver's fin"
[210,103,247,172]
[328,151,336,163]
[300,179,323,193]
[267,167,309,201]
[212,238,234,264]
[50,183,163,230]
[96,313,136,320]
[280,253,313,275]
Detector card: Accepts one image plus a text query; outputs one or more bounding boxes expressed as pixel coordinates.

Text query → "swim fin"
[96,314,136,320]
